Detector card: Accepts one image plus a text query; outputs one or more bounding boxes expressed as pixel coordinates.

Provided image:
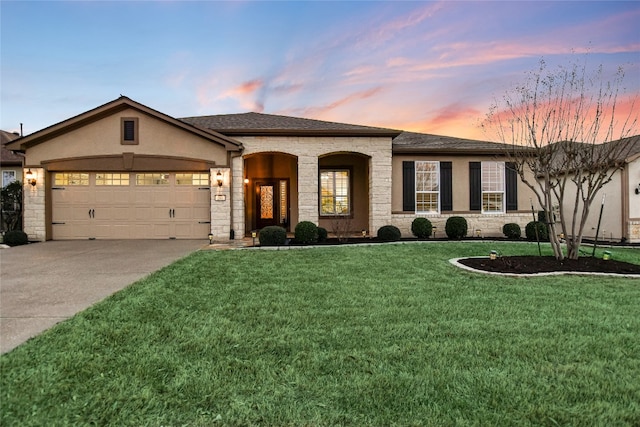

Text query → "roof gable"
[1,130,23,165]
[7,97,243,152]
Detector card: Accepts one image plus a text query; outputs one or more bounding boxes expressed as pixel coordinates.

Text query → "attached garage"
[8,97,242,241]
[51,172,211,239]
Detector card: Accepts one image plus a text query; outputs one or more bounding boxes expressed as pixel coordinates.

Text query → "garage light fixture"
[26,169,37,187]
[216,171,223,187]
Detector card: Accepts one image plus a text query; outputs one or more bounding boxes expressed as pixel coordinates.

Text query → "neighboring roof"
[1,130,23,166]
[180,112,403,138]
[6,96,243,153]
[392,131,517,154]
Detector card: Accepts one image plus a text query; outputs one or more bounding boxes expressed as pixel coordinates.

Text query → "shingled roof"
[1,130,23,166]
[180,112,402,137]
[392,131,517,154]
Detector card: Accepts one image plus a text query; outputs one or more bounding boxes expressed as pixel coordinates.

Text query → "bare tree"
[483,57,638,260]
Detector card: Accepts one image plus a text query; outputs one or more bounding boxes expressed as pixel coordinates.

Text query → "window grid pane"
[136,173,169,185]
[481,162,505,213]
[415,161,439,213]
[176,173,209,185]
[96,173,129,186]
[320,170,350,216]
[54,173,89,186]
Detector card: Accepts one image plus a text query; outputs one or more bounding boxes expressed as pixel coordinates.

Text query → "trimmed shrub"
[294,221,318,244]
[525,221,549,241]
[377,225,401,242]
[445,216,468,239]
[258,226,287,246]
[3,230,28,247]
[502,223,521,240]
[317,227,328,243]
[411,217,433,239]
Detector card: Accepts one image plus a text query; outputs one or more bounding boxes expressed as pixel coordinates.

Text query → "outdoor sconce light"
[635,183,640,195]
[26,169,36,187]
[208,233,213,245]
[490,250,498,260]
[216,171,224,187]
[244,178,249,185]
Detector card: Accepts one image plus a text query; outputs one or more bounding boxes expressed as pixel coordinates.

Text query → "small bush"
[445,216,468,239]
[317,227,328,243]
[258,226,287,246]
[411,217,433,239]
[377,225,401,242]
[525,221,549,241]
[3,230,28,247]
[294,221,318,244]
[502,223,521,240]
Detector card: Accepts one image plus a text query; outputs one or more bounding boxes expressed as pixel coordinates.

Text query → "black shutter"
[506,162,518,211]
[402,161,415,211]
[440,162,453,211]
[123,120,135,141]
[469,162,481,211]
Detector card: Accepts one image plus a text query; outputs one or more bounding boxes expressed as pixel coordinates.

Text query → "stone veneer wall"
[231,136,393,239]
[22,168,46,241]
[210,167,231,240]
[391,212,534,239]
[629,220,640,243]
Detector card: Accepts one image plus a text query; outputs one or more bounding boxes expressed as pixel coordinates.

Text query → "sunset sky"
[1,1,638,140]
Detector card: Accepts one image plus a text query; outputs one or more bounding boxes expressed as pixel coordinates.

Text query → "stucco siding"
[26,108,228,167]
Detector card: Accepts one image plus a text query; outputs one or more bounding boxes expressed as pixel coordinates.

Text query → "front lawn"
[2,242,639,426]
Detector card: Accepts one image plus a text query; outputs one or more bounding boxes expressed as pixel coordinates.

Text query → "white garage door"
[52,172,211,239]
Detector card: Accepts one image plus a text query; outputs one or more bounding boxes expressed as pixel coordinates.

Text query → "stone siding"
[210,167,231,240]
[629,220,640,243]
[23,168,46,241]
[391,212,534,239]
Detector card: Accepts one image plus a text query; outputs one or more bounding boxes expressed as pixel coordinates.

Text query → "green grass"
[2,242,639,426]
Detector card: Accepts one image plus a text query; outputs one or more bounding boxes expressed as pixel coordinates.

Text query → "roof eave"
[218,128,402,138]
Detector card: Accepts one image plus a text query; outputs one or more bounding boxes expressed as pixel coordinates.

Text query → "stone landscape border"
[449,256,640,279]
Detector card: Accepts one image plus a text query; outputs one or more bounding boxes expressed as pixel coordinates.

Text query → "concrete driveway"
[1,239,207,354]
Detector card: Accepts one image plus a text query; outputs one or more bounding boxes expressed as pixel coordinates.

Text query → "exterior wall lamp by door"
[216,171,223,187]
[26,169,37,186]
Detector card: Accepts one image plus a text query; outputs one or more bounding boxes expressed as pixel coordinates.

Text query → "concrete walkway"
[1,239,207,354]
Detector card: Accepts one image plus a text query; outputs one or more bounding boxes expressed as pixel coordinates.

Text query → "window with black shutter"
[402,161,415,211]
[505,162,518,211]
[440,162,453,211]
[469,162,481,211]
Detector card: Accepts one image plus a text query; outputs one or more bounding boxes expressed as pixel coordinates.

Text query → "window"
[320,169,350,216]
[136,173,169,185]
[415,161,440,213]
[481,162,505,213]
[54,173,89,186]
[402,161,452,212]
[121,117,139,145]
[96,173,130,186]
[2,170,16,187]
[176,173,209,186]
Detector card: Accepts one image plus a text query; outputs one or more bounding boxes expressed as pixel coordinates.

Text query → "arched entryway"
[318,152,371,235]
[243,152,298,234]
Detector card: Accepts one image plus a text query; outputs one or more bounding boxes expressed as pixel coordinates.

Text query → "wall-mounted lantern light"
[244,178,249,185]
[26,169,37,187]
[635,183,640,195]
[208,233,213,245]
[216,171,224,187]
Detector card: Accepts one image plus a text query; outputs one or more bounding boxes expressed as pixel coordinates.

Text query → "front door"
[256,179,289,230]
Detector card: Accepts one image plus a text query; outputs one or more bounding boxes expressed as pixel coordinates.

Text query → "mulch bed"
[458,256,640,275]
